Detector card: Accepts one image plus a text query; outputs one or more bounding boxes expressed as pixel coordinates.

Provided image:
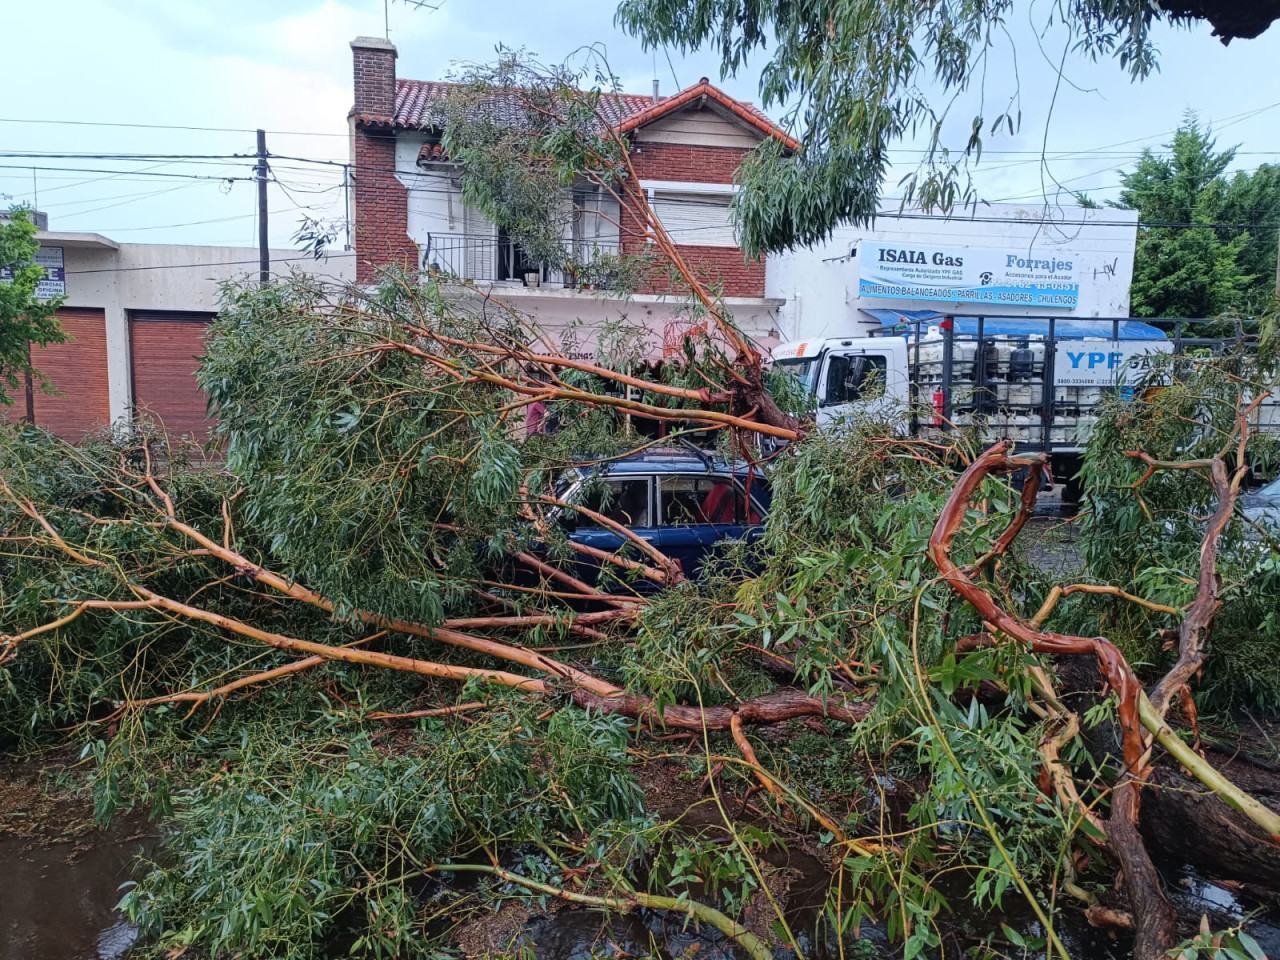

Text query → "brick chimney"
[349,36,415,283]
[351,36,397,118]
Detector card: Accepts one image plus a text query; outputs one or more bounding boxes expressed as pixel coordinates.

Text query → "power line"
[987,160,1280,203]
[5,93,1278,196]
[44,183,206,218]
[64,251,357,276]
[17,160,191,199]
[7,123,1277,247]
[874,211,1280,230]
[3,92,1279,154]
[0,117,351,138]
[12,145,1269,235]
[0,163,253,183]
[0,151,252,162]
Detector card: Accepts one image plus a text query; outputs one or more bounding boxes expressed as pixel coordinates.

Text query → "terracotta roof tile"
[417,140,448,163]
[359,77,795,151]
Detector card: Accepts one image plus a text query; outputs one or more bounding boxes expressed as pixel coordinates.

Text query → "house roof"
[615,79,801,151]
[354,77,797,151]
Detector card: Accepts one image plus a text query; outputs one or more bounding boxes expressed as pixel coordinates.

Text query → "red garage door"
[130,311,216,445]
[22,308,111,441]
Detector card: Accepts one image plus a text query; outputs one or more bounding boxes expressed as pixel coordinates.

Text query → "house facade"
[347,37,795,361]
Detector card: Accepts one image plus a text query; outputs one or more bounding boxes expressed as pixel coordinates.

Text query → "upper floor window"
[650,192,736,248]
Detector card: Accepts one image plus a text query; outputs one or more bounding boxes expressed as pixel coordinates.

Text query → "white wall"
[396,134,470,263]
[490,286,782,363]
[766,203,1139,342]
[52,238,353,426]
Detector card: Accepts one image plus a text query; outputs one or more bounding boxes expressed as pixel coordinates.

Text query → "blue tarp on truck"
[859,308,1168,341]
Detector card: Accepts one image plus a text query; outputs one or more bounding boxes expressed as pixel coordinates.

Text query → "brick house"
[347,36,797,361]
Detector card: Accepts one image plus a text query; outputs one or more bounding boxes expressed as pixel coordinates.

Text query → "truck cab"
[772,337,911,428]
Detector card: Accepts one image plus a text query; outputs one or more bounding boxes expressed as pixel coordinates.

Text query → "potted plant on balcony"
[572,257,608,291]
[562,256,592,290]
[523,268,542,288]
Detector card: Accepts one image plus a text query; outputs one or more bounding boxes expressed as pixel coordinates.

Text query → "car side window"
[577,478,651,527]
[822,354,887,406]
[659,476,750,526]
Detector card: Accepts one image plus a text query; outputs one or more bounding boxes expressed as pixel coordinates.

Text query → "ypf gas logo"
[1066,350,1126,371]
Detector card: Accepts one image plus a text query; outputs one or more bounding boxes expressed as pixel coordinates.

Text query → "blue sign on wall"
[0,246,65,300]
[858,240,1079,309]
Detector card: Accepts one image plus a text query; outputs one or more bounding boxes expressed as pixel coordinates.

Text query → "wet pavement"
[3,794,1280,959]
[0,816,150,960]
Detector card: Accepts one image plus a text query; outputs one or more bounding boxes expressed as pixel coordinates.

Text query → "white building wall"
[395,134,474,270]
[491,287,782,364]
[765,203,1139,342]
[50,237,353,426]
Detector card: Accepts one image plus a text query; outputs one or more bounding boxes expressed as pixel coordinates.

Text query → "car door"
[567,475,660,590]
[817,348,908,427]
[656,472,763,580]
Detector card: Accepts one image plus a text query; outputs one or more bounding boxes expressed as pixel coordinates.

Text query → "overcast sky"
[3,0,1279,252]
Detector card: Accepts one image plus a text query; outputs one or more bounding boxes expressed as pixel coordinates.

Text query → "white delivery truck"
[771,314,1277,500]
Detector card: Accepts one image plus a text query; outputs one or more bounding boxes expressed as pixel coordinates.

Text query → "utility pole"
[343,164,352,250]
[23,346,34,424]
[256,129,269,285]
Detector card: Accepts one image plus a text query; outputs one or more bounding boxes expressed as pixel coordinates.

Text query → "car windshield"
[774,357,818,391]
[553,469,580,499]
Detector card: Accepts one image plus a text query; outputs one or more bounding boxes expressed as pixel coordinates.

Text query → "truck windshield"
[774,358,818,391]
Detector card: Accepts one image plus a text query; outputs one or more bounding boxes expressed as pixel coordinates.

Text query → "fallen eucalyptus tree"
[3,66,1280,953]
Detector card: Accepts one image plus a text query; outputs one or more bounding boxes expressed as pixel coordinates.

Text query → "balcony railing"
[420,233,621,289]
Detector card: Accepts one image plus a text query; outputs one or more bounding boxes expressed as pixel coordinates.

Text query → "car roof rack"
[675,437,714,469]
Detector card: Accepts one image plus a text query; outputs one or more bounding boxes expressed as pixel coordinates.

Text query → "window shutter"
[652,194,736,247]
[463,204,495,279]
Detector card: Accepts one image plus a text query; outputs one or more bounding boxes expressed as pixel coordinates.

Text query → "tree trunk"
[1059,654,1280,899]
[1141,760,1280,894]
[570,687,871,729]
[1110,779,1178,959]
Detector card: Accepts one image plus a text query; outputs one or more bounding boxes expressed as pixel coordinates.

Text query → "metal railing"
[419,233,621,289]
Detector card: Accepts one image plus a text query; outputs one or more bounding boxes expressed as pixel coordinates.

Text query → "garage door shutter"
[130,312,215,445]
[26,308,111,440]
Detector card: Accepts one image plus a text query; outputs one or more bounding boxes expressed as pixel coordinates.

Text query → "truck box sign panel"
[858,241,1079,309]
[1053,340,1172,386]
[0,246,65,300]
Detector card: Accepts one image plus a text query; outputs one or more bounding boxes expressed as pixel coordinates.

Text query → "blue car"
[556,447,770,584]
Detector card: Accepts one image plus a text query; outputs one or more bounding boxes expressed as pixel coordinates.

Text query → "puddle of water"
[1163,865,1280,957]
[0,821,151,960]
[518,909,694,960]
